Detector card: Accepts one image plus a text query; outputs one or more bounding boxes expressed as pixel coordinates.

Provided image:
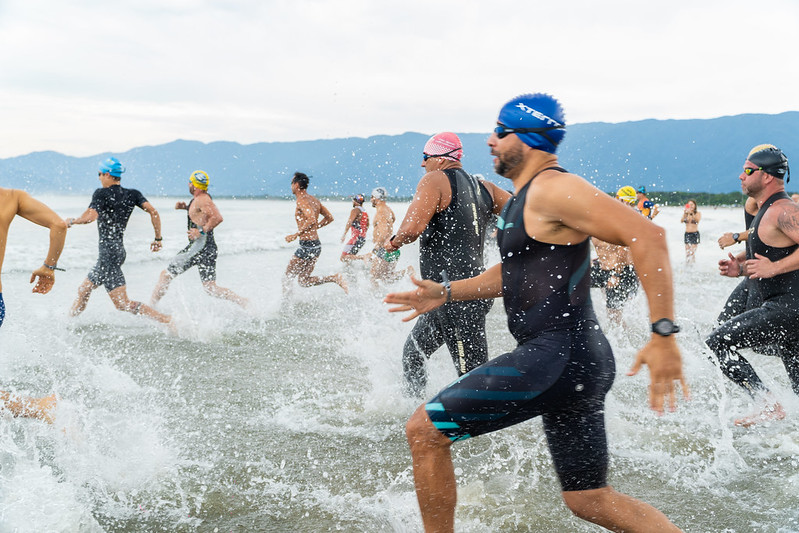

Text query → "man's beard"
[493,145,525,177]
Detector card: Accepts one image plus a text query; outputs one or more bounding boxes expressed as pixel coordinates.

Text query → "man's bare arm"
[141,202,163,252]
[385,263,503,322]
[16,191,67,267]
[746,204,799,278]
[387,171,445,249]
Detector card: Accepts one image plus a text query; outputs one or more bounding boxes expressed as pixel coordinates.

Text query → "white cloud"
[0,0,797,157]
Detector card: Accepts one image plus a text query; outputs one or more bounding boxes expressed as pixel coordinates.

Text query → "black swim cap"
[748,144,790,181]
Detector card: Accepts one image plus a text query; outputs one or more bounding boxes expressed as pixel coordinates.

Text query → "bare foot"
[334,273,349,294]
[734,402,786,427]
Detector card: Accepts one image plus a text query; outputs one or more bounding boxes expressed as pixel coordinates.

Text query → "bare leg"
[108,285,171,324]
[150,270,174,306]
[287,256,348,293]
[202,281,249,308]
[70,278,98,316]
[0,391,57,423]
[406,405,457,533]
[562,486,682,532]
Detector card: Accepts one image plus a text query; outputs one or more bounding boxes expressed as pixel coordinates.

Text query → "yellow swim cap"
[189,170,209,191]
[615,186,637,205]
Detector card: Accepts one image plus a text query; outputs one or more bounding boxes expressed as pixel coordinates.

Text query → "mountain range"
[1,112,797,197]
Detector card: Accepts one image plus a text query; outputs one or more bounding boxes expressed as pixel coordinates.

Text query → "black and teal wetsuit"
[425,169,616,492]
[403,168,495,395]
[87,185,148,291]
[706,191,799,395]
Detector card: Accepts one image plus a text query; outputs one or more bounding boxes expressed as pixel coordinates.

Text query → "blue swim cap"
[497,93,566,153]
[99,157,125,178]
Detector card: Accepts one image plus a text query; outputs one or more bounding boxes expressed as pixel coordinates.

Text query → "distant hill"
[1,112,797,197]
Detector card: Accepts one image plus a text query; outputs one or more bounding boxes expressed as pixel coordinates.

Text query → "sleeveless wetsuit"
[342,206,368,256]
[167,198,219,282]
[706,191,799,395]
[87,185,147,291]
[424,169,616,492]
[403,168,495,395]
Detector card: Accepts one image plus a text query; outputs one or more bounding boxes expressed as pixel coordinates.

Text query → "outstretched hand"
[30,266,55,294]
[384,275,447,322]
[627,336,689,414]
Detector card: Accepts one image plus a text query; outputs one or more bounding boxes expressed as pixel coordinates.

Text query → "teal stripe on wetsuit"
[423,167,616,492]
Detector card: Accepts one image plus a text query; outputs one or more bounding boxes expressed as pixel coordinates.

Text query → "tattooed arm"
[746,200,799,279]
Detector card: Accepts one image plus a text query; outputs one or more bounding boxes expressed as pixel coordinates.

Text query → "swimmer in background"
[383,132,511,396]
[340,194,369,262]
[66,157,171,325]
[363,187,410,285]
[590,186,639,326]
[792,193,799,202]
[151,170,248,308]
[636,186,660,219]
[0,187,67,423]
[284,172,347,293]
[681,199,701,263]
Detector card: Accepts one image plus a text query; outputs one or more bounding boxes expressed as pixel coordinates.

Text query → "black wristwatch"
[732,232,740,243]
[651,318,680,336]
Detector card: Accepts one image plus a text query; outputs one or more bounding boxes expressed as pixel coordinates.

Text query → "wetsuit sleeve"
[133,189,148,209]
[88,188,105,211]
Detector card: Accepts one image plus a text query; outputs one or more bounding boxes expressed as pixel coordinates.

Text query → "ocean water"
[1,197,798,533]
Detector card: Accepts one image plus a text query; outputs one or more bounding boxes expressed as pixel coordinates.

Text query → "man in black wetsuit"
[707,144,797,427]
[150,170,247,308]
[382,132,511,396]
[387,94,687,532]
[66,157,170,324]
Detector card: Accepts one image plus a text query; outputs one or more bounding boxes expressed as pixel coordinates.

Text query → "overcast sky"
[1,0,797,158]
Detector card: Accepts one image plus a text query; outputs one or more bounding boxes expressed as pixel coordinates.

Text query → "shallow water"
[1,197,798,532]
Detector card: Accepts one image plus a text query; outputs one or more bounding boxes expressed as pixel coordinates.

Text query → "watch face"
[653,319,675,335]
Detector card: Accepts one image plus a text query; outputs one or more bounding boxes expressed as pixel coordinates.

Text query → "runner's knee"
[405,405,444,449]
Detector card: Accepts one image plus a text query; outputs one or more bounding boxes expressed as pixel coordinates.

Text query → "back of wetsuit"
[418,168,494,282]
[748,191,799,311]
[496,169,594,343]
[90,185,147,247]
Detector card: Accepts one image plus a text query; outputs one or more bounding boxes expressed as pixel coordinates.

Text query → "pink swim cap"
[423,132,463,161]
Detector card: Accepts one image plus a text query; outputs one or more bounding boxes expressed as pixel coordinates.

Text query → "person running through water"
[706,144,798,427]
[365,187,409,285]
[0,188,67,422]
[681,199,701,263]
[283,172,347,293]
[66,157,170,324]
[151,170,247,308]
[590,186,640,326]
[340,193,369,262]
[386,93,687,533]
[382,131,511,397]
[636,186,660,219]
